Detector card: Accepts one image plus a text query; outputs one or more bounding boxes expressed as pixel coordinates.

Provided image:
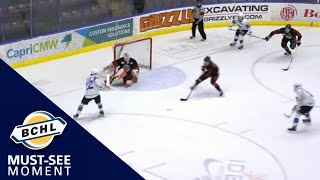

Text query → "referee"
[190,0,206,41]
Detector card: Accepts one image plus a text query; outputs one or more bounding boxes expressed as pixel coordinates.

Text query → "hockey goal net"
[113,37,152,70]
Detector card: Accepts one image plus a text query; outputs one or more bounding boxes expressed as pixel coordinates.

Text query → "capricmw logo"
[7,39,58,59]
[10,111,67,150]
[61,34,72,48]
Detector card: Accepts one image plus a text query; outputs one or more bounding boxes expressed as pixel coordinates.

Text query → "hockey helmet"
[238,12,245,21]
[196,0,202,6]
[204,56,212,66]
[293,83,301,92]
[285,24,291,33]
[204,56,211,61]
[91,68,99,75]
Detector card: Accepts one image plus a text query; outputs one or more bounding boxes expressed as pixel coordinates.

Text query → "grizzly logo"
[140,9,194,32]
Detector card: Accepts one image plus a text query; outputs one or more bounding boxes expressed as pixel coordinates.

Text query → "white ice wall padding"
[113,38,152,70]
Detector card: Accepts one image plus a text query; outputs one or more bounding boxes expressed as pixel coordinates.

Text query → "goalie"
[103,53,139,88]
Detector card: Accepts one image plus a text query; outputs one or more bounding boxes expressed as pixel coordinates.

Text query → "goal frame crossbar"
[113,37,153,70]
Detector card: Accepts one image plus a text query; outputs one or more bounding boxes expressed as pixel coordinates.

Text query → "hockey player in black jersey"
[265,24,302,55]
[191,56,223,96]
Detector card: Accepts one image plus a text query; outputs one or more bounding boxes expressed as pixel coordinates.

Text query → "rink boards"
[0,2,320,68]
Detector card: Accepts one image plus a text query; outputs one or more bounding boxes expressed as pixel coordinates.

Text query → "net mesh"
[113,38,152,70]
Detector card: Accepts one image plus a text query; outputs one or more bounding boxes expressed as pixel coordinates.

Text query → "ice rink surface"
[17,26,320,180]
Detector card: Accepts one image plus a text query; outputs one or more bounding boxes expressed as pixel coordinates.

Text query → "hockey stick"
[282,57,293,71]
[180,89,194,101]
[231,29,265,40]
[282,46,299,71]
[283,107,295,118]
[283,111,294,118]
[249,34,266,40]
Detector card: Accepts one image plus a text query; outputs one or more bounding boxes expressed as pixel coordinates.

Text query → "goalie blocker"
[102,53,139,88]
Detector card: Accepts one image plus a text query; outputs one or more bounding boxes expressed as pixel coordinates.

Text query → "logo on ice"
[10,111,67,150]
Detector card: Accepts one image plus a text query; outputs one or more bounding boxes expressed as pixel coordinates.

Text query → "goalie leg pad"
[118,70,127,80]
[106,68,127,85]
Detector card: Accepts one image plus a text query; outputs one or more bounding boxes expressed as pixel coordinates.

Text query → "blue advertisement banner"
[76,19,133,46]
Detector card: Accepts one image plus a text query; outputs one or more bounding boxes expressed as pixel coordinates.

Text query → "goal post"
[113,37,152,70]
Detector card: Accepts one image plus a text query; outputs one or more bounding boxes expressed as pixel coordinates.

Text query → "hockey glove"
[292,105,298,112]
[297,41,301,46]
[265,36,270,41]
[191,84,199,90]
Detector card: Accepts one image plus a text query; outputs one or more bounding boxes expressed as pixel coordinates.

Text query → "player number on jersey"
[86,80,94,90]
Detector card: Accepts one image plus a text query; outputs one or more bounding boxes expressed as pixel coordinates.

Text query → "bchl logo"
[10,111,67,150]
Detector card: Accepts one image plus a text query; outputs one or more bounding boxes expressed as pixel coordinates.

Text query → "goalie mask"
[124,53,130,63]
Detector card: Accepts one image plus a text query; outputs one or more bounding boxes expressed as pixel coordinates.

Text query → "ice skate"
[230,41,236,46]
[284,51,291,55]
[302,119,311,123]
[287,126,297,132]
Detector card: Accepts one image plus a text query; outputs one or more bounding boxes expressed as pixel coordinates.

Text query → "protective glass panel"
[59,0,84,30]
[32,0,58,36]
[5,0,31,41]
[84,0,108,25]
[108,0,132,20]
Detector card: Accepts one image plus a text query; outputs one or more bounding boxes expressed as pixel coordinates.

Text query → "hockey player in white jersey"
[73,68,105,119]
[228,13,252,49]
[288,83,315,132]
